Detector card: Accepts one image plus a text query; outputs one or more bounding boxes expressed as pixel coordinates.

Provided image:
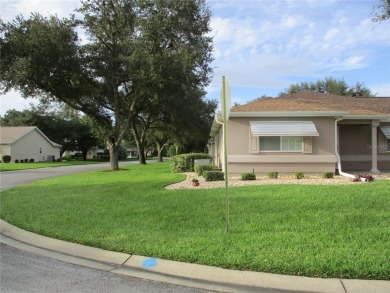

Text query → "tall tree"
[0,0,214,169]
[278,76,374,97]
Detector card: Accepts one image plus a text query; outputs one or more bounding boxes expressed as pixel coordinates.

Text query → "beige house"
[209,90,390,175]
[0,126,61,162]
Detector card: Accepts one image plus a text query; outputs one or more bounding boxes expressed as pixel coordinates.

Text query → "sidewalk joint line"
[339,279,347,293]
[121,254,132,266]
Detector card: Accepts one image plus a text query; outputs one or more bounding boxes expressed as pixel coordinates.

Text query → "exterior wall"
[225,116,337,174]
[10,130,60,162]
[0,145,10,157]
[339,121,390,171]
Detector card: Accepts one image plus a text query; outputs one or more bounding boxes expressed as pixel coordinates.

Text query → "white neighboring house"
[0,126,61,162]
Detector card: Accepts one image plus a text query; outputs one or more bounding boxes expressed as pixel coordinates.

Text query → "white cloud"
[0,0,81,22]
[370,83,390,96]
[324,28,340,41]
[280,15,303,28]
[0,90,39,116]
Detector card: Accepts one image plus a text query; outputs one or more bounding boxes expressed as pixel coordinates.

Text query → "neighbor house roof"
[231,90,390,117]
[0,126,61,147]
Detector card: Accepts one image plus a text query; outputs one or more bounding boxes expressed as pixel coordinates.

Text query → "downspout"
[335,117,355,179]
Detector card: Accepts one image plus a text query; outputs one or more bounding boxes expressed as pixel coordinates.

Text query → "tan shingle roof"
[0,126,36,144]
[231,90,390,116]
[0,126,61,147]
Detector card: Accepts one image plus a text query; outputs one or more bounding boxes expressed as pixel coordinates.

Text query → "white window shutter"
[249,126,259,154]
[303,137,312,153]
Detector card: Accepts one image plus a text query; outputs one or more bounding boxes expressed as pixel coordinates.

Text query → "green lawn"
[1,162,389,279]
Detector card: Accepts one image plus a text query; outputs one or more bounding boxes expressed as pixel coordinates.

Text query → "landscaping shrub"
[63,154,73,161]
[203,171,224,181]
[322,172,334,179]
[267,171,278,179]
[241,173,256,180]
[29,159,34,163]
[170,153,211,173]
[15,159,19,163]
[24,159,28,163]
[353,174,374,182]
[195,163,216,176]
[295,172,304,179]
[2,155,11,163]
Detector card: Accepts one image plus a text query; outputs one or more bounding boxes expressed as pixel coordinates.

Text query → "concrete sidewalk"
[1,220,389,293]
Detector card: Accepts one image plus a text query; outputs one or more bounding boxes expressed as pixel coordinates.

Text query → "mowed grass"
[1,162,389,279]
[0,161,102,171]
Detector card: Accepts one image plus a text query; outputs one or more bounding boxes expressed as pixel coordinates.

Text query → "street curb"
[1,219,389,293]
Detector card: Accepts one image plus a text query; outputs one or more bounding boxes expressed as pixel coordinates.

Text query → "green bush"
[2,155,11,163]
[295,172,304,179]
[203,171,224,181]
[29,159,34,163]
[63,154,73,161]
[195,164,217,176]
[322,172,334,179]
[267,171,278,179]
[15,159,19,163]
[170,153,211,173]
[241,173,256,180]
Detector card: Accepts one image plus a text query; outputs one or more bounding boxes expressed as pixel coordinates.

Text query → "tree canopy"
[278,77,375,97]
[0,106,99,159]
[372,0,390,22]
[0,0,215,169]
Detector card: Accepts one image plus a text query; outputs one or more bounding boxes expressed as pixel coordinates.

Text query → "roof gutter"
[230,111,348,117]
[335,117,355,179]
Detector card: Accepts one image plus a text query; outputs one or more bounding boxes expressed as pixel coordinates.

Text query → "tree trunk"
[82,150,88,161]
[157,148,163,162]
[108,143,120,170]
[138,143,147,164]
[156,143,166,162]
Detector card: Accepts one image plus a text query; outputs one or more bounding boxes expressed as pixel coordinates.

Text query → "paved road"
[0,243,213,293]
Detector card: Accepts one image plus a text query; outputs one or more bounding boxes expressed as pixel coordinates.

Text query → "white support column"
[370,121,380,173]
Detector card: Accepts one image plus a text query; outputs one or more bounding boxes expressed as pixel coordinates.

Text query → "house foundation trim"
[228,155,337,164]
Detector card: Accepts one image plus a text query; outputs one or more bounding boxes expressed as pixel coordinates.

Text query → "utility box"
[47,155,55,162]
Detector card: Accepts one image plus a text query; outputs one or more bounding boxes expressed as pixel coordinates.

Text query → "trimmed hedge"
[195,163,217,176]
[241,173,256,180]
[204,171,224,181]
[322,172,334,179]
[267,171,278,179]
[170,153,211,173]
[2,155,11,163]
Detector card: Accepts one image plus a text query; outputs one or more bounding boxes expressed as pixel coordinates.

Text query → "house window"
[260,136,303,152]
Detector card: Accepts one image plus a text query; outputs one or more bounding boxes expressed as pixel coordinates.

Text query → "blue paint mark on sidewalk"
[143,258,157,269]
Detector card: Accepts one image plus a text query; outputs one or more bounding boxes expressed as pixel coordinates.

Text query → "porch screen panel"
[380,126,390,139]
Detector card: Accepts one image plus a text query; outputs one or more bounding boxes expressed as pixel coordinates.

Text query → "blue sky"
[1,0,389,115]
